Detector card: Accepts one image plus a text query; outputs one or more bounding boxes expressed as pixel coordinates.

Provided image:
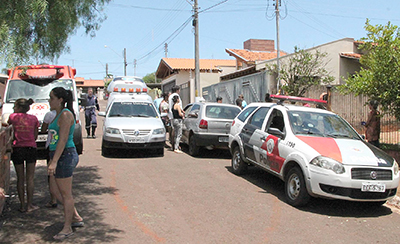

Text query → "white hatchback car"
[99,98,166,156]
[229,100,399,207]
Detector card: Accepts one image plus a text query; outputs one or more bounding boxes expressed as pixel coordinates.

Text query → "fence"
[0,125,13,213]
[305,86,400,145]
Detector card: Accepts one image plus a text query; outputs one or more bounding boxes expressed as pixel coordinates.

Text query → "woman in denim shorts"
[47,87,83,240]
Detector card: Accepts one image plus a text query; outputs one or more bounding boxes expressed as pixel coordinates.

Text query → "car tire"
[231,146,247,175]
[189,135,200,156]
[101,141,111,157]
[285,166,310,207]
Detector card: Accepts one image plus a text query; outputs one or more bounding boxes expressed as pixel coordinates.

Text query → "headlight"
[105,127,120,134]
[310,156,345,174]
[153,128,165,135]
[394,160,399,175]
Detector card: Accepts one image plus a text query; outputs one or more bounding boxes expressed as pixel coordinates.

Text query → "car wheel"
[231,146,247,175]
[285,166,310,207]
[101,141,111,157]
[189,135,200,156]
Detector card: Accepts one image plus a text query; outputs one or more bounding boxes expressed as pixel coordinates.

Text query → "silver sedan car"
[99,98,166,156]
[181,102,241,156]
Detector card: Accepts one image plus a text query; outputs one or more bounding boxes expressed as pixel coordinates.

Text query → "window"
[205,105,241,119]
[267,109,285,132]
[237,106,258,122]
[248,107,270,129]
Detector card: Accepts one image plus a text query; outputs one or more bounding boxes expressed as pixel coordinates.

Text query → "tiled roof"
[339,53,361,59]
[161,58,236,71]
[76,77,105,87]
[225,49,287,62]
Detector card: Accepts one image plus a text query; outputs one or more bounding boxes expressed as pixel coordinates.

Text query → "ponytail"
[66,90,75,119]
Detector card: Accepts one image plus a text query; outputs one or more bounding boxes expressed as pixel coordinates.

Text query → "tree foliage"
[338,20,400,120]
[143,72,161,83]
[0,0,110,67]
[266,47,334,97]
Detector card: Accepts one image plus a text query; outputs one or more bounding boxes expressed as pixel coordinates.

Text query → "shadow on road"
[0,164,122,243]
[180,145,232,159]
[102,148,164,159]
[226,165,393,218]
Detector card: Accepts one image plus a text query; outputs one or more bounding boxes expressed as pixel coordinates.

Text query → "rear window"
[109,102,157,118]
[237,106,258,122]
[205,105,241,119]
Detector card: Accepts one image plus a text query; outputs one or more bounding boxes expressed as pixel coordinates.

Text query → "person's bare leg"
[55,177,82,234]
[14,163,26,211]
[25,162,39,212]
[50,175,81,221]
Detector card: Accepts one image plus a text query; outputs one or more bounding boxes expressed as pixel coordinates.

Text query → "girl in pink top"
[7,98,39,212]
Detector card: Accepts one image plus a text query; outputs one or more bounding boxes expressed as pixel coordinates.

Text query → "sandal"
[71,221,85,227]
[45,202,58,208]
[53,232,74,240]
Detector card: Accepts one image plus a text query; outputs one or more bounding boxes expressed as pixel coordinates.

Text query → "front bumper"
[192,133,229,148]
[102,133,165,149]
[307,165,400,201]
[102,140,164,149]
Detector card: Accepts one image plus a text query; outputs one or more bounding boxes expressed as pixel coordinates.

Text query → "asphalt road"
[1,99,400,243]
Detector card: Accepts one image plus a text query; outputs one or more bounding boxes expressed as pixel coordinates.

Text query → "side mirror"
[188,112,198,118]
[267,127,285,139]
[98,112,106,117]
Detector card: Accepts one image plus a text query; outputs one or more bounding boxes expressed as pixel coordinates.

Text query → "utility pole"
[164,43,168,58]
[193,0,200,97]
[133,59,137,76]
[124,48,127,76]
[106,63,108,77]
[275,0,281,94]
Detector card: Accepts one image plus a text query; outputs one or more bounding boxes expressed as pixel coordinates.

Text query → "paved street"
[1,100,400,243]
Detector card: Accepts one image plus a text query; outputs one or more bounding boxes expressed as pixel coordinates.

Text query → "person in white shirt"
[41,110,58,208]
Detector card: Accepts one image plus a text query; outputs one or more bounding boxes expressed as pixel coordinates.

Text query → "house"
[75,77,105,99]
[156,58,236,105]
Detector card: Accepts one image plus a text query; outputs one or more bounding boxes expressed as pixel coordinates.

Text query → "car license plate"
[37,134,48,142]
[361,182,386,192]
[128,138,144,143]
[218,136,229,143]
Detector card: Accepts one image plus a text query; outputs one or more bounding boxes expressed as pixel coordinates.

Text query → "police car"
[229,95,399,207]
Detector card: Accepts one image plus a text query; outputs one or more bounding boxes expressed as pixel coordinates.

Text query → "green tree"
[338,20,400,120]
[0,0,110,67]
[143,72,161,83]
[267,47,334,97]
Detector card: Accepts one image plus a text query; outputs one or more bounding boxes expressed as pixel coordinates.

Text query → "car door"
[240,107,271,162]
[254,108,287,174]
[182,104,199,143]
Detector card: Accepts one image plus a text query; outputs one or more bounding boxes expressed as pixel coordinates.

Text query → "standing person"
[81,88,99,138]
[236,98,243,109]
[172,95,184,153]
[265,93,273,102]
[168,86,182,149]
[216,96,223,103]
[159,92,170,128]
[239,94,247,108]
[48,87,83,240]
[154,94,163,112]
[7,98,39,213]
[364,100,381,148]
[41,110,58,208]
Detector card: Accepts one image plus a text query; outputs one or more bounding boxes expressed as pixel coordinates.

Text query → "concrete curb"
[387,195,400,209]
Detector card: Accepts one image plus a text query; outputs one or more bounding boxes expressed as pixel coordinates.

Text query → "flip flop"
[53,232,74,240]
[45,202,58,208]
[71,221,85,227]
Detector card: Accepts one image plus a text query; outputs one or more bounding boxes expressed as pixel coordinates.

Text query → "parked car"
[229,98,399,207]
[181,102,241,156]
[99,98,166,156]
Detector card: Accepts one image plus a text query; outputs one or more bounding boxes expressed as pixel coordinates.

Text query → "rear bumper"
[192,133,229,148]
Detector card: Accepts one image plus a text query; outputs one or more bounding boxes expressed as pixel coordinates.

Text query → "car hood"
[104,117,164,129]
[296,136,394,167]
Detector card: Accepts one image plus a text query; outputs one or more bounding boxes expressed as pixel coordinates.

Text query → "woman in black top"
[172,95,184,153]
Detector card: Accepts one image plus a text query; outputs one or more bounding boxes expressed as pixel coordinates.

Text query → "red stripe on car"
[296,136,343,163]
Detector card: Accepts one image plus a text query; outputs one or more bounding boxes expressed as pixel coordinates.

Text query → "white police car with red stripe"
[229,95,399,207]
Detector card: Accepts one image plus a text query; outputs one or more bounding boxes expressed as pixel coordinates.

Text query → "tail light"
[232,120,235,126]
[199,119,208,129]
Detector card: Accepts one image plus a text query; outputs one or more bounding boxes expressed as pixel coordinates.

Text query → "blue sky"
[55,0,400,80]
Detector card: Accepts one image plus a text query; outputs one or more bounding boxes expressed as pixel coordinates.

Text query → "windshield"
[288,111,360,139]
[5,79,75,103]
[205,105,241,119]
[109,102,157,118]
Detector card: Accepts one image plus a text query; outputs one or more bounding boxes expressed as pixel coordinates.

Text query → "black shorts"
[11,147,37,165]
